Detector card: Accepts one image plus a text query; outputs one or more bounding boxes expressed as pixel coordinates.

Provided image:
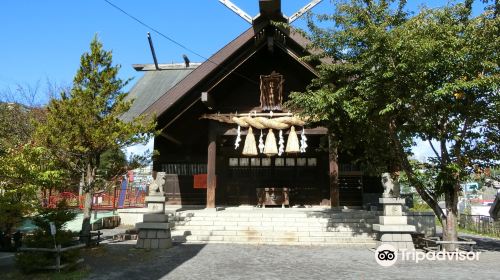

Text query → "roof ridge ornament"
[288,0,322,24]
[218,0,322,25]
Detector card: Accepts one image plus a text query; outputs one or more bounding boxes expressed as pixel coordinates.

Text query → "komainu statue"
[381,172,400,198]
[148,171,166,196]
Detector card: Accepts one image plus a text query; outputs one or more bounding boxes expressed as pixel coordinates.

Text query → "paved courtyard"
[82,242,499,280]
[2,231,500,279]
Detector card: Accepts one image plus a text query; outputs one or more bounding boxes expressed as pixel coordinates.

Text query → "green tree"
[0,102,44,155]
[288,0,499,249]
[36,36,155,242]
[0,91,63,234]
[0,144,66,233]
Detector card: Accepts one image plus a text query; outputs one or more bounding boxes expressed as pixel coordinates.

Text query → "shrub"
[16,200,81,273]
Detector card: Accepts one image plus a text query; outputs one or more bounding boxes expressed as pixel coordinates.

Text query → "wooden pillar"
[328,133,340,208]
[206,122,217,208]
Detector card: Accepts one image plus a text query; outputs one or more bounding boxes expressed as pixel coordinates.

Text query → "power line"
[103,0,206,60]
[103,0,258,85]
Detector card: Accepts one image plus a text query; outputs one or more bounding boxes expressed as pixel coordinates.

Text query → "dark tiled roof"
[121,66,198,122]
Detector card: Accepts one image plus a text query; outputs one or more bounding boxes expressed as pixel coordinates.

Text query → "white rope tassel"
[278,130,285,156]
[258,130,265,153]
[300,127,308,153]
[235,125,241,149]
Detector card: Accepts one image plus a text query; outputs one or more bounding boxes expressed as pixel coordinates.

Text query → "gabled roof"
[139,25,320,119]
[122,64,199,122]
[142,27,255,118]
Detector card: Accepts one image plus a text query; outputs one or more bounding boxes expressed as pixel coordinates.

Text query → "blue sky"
[0,0,488,158]
[0,0,487,98]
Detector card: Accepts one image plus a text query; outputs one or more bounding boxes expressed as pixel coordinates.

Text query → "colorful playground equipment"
[41,181,146,210]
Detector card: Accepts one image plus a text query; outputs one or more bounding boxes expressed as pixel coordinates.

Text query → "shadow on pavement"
[82,242,206,279]
[437,226,500,252]
[461,235,500,252]
[0,252,16,275]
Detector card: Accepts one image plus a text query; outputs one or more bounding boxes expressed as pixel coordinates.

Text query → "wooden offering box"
[257,188,289,207]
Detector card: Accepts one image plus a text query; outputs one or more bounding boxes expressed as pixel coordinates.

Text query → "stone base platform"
[136,210,173,249]
[376,233,415,250]
[136,228,172,249]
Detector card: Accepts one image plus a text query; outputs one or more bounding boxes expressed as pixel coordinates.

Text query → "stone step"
[172,240,376,247]
[175,222,374,230]
[179,220,375,227]
[183,216,377,223]
[171,229,376,238]
[173,235,376,246]
[177,216,378,221]
[170,210,381,246]
[173,225,373,233]
[175,211,377,219]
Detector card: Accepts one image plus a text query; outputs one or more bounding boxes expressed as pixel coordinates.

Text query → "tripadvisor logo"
[375,244,398,267]
[375,244,481,267]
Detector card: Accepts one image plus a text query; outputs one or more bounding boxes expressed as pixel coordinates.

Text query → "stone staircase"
[170,208,378,246]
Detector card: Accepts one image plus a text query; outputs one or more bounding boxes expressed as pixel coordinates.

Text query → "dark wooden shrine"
[125,0,382,208]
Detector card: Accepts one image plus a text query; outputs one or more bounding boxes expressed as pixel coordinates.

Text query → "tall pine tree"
[37,35,155,241]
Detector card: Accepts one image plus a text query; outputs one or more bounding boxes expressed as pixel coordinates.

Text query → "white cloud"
[124,138,154,158]
[412,138,440,162]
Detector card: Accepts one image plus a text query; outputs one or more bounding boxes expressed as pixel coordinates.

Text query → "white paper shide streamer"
[300,128,308,153]
[278,130,285,156]
[234,125,241,149]
[258,130,265,153]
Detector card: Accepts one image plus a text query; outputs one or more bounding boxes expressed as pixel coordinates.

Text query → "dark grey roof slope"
[121,64,200,122]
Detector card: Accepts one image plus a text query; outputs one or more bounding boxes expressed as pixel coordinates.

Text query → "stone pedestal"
[146,195,166,213]
[135,195,172,249]
[373,197,415,250]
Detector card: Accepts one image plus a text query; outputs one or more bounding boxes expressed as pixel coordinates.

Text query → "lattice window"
[161,163,207,175]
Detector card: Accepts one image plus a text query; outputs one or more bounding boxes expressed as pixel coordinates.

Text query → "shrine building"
[124,0,384,210]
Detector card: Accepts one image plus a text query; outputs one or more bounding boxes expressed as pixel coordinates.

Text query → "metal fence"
[459,214,500,238]
[42,189,146,210]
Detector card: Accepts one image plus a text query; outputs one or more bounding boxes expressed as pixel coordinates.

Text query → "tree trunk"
[441,184,459,251]
[388,120,446,224]
[328,133,340,208]
[80,163,94,245]
[80,191,92,245]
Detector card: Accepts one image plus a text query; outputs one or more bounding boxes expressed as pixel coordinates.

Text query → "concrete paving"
[81,242,500,280]
[3,227,500,279]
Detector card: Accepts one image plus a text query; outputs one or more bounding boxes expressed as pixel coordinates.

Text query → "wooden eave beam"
[275,41,319,77]
[204,43,265,94]
[160,132,183,146]
[222,126,327,136]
